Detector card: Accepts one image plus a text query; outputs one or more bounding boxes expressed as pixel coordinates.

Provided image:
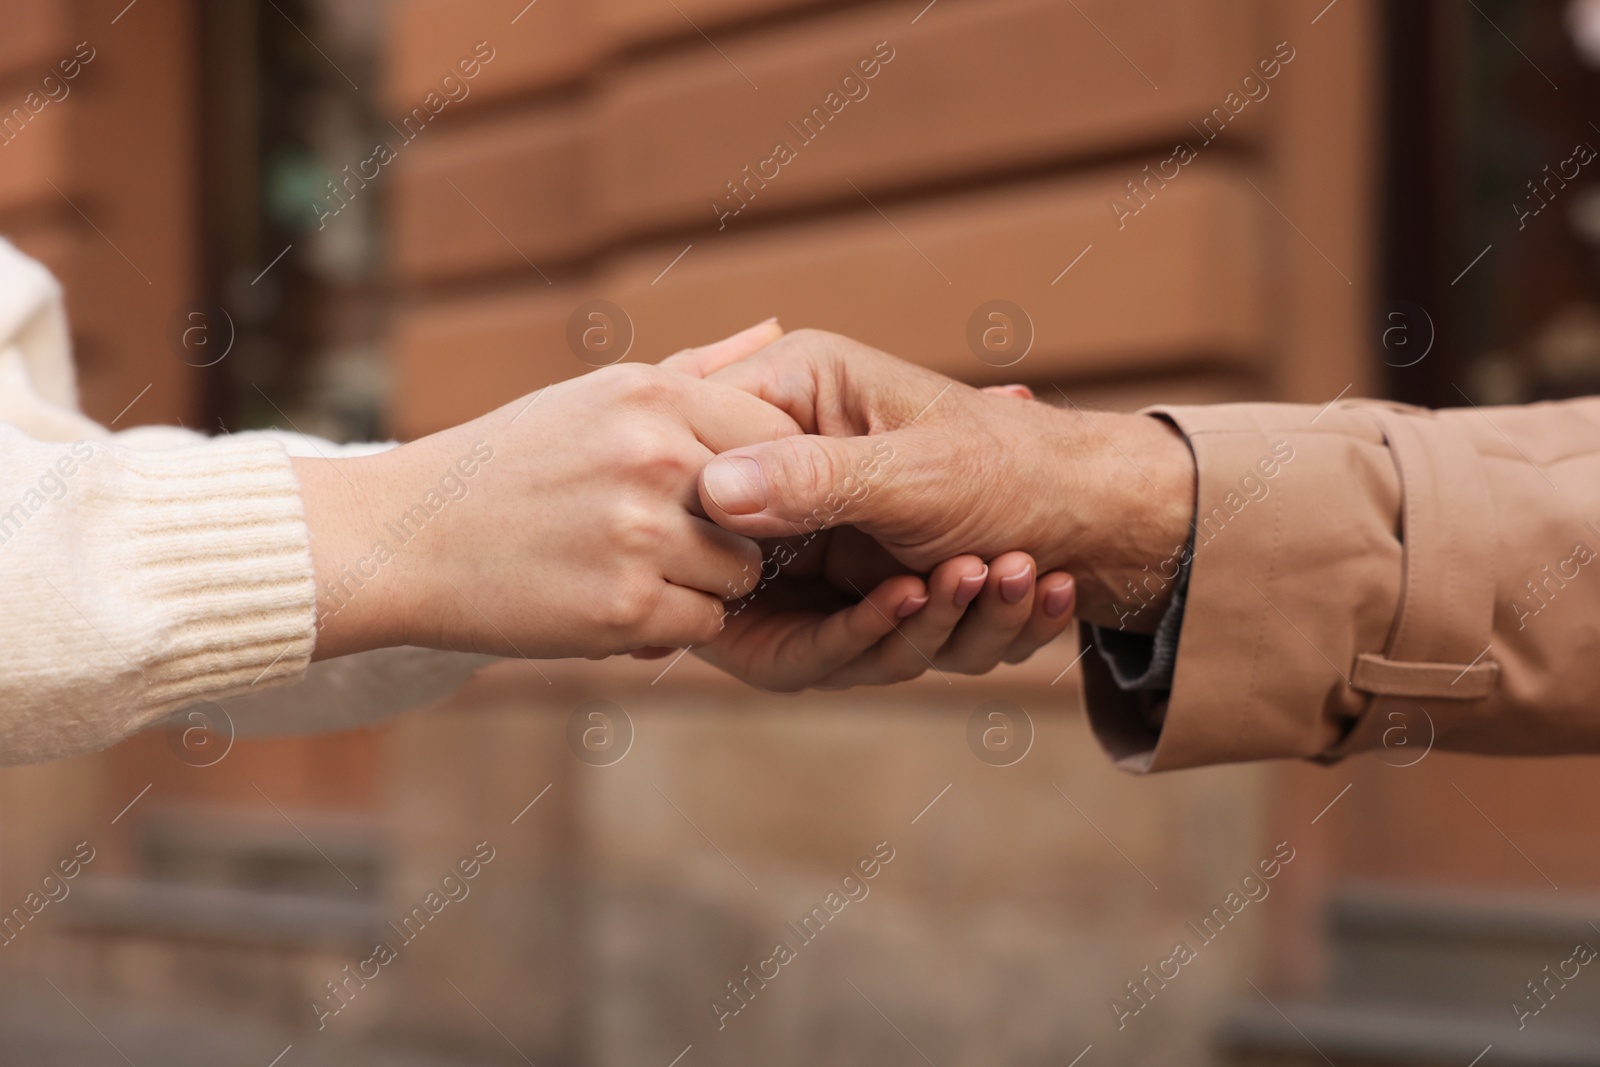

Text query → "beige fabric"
[1083,398,1600,771]
[0,237,487,764]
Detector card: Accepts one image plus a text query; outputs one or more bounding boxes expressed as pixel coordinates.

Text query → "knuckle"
[775,328,844,364]
[597,361,664,403]
[791,327,842,347]
[608,499,670,554]
[782,327,875,363]
[652,598,722,649]
[689,603,725,646]
[895,662,927,683]
[598,575,659,633]
[887,651,926,683]
[614,427,692,479]
[781,327,831,348]
[771,439,841,509]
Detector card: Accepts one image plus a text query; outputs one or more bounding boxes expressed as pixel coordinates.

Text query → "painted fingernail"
[1043,581,1075,618]
[954,570,987,608]
[703,456,766,514]
[998,566,1033,604]
[896,594,929,618]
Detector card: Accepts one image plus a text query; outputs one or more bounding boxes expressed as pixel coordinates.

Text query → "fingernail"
[1043,581,1075,618]
[999,566,1032,604]
[704,456,766,514]
[954,570,987,608]
[896,594,929,619]
[760,316,779,325]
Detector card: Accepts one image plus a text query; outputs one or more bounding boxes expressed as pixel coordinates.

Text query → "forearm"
[1036,408,1196,633]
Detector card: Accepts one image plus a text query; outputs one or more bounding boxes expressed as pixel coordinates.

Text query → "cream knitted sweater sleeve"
[0,239,489,764]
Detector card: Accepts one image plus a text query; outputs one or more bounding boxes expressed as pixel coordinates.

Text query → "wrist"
[1043,410,1196,632]
[294,451,419,659]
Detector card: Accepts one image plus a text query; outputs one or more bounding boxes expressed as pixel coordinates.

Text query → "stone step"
[1219,1000,1600,1067]
[53,877,391,1025]
[136,806,388,898]
[59,876,387,946]
[1326,882,1600,1025]
[0,973,500,1067]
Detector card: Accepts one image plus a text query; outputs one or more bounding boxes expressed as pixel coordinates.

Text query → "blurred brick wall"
[374,1,1380,1065]
[7,2,1600,1062]
[384,0,1380,434]
[0,0,204,970]
[0,0,200,428]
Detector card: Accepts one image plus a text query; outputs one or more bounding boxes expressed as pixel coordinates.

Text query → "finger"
[934,551,1038,674]
[637,584,728,649]
[657,319,783,378]
[700,432,901,540]
[1004,572,1076,664]
[823,556,986,686]
[701,331,833,428]
[982,384,1034,400]
[734,574,927,692]
[629,646,678,660]
[705,329,946,432]
[653,373,802,452]
[662,516,763,599]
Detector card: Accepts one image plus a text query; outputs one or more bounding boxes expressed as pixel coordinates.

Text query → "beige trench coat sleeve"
[1082,397,1600,772]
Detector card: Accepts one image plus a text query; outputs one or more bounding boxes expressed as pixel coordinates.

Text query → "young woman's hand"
[297,325,799,661]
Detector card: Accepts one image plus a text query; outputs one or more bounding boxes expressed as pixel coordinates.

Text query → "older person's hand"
[637,331,1077,690]
[687,533,1073,691]
[690,330,1198,633]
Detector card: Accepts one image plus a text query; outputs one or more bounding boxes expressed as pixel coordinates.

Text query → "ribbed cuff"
[106,435,316,711]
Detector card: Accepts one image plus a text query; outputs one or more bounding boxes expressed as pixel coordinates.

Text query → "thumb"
[700,434,899,539]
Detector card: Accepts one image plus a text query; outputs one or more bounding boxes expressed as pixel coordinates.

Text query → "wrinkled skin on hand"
[643,328,1077,690]
[690,329,1196,633]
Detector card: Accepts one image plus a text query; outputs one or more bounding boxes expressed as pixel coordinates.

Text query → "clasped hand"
[299,321,1196,690]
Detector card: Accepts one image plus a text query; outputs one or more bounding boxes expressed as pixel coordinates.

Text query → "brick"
[387,0,601,113]
[392,164,1267,438]
[597,0,832,45]
[601,0,1264,235]
[389,0,836,118]
[392,109,594,284]
[0,101,68,215]
[0,1,69,81]
[392,0,1269,280]
[393,288,570,437]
